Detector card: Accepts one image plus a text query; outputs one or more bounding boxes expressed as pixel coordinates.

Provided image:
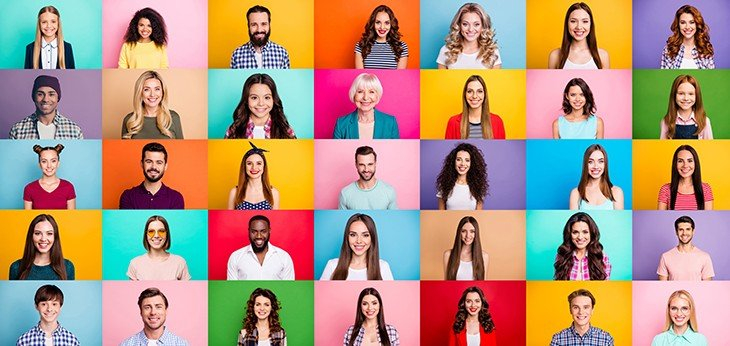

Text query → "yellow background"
[420,70,526,139]
[0,211,102,280]
[526,0,632,68]
[208,0,314,68]
[207,140,314,209]
[527,281,632,344]
[633,140,730,209]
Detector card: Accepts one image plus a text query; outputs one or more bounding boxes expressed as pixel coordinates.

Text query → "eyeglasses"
[146,229,167,238]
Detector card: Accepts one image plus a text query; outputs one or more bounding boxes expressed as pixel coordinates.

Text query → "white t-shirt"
[436,183,478,210]
[436,45,502,69]
[319,258,394,280]
[467,332,480,346]
[680,57,698,69]
[37,120,57,139]
[252,125,265,139]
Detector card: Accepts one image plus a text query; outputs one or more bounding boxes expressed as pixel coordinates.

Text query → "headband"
[246,141,269,156]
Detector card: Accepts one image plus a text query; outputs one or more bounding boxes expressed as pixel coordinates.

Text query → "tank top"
[563,57,599,69]
[456,260,474,280]
[578,198,614,210]
[557,115,597,139]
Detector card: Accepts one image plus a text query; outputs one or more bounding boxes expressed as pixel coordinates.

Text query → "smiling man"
[119,142,184,209]
[17,285,79,346]
[10,75,83,139]
[230,5,290,69]
[657,215,714,281]
[550,289,614,346]
[227,215,295,280]
[120,287,188,346]
[338,146,398,210]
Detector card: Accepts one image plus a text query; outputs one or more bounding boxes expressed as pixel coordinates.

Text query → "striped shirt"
[468,122,482,138]
[355,41,408,69]
[343,324,400,346]
[550,325,614,346]
[16,322,79,346]
[658,183,713,210]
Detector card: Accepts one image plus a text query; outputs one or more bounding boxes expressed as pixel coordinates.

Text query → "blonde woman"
[436,3,501,69]
[651,290,707,345]
[24,6,74,69]
[121,70,183,139]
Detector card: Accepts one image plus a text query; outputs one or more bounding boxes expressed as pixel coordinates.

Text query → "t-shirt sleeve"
[171,111,184,139]
[493,48,502,65]
[401,41,409,57]
[436,45,448,65]
[320,259,337,280]
[658,184,670,204]
[23,182,33,202]
[355,42,362,53]
[657,253,668,276]
[65,180,76,200]
[127,258,138,280]
[380,260,394,280]
[703,183,714,201]
[702,253,715,278]
[65,260,75,280]
[179,256,191,280]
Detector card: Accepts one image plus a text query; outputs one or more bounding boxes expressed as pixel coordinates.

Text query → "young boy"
[17,284,79,346]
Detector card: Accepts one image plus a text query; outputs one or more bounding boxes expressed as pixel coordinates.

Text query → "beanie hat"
[32,75,61,101]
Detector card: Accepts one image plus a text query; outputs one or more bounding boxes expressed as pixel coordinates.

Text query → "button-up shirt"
[16,322,79,346]
[119,182,185,209]
[9,112,84,139]
[568,252,612,281]
[661,45,715,69]
[550,325,614,346]
[41,38,58,69]
[343,324,400,346]
[230,41,290,69]
[227,243,295,280]
[119,328,189,346]
[651,327,708,345]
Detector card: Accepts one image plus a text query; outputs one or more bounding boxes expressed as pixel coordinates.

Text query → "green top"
[9,259,75,280]
[121,110,184,139]
[651,327,707,346]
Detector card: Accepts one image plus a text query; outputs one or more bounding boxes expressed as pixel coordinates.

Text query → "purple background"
[633,0,730,68]
[0,70,102,139]
[633,211,730,280]
[420,140,525,210]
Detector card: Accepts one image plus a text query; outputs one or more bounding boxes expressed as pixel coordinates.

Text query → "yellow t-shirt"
[118,41,169,68]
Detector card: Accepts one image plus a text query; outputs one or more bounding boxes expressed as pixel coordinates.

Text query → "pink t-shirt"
[127,253,191,280]
[657,182,713,210]
[23,179,76,209]
[657,246,714,280]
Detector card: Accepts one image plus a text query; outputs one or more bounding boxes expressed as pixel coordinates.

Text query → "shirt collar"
[677,111,696,123]
[247,40,271,52]
[42,38,58,49]
[244,243,278,254]
[32,321,64,336]
[570,324,594,337]
[667,326,697,337]
[33,110,60,124]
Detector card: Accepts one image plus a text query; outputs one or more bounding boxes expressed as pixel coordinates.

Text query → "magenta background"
[314,69,420,139]
[314,281,420,345]
[101,0,208,68]
[526,70,633,138]
[102,281,207,345]
[314,139,420,209]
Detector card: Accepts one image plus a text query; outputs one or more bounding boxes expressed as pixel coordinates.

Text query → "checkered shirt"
[16,322,79,346]
[568,252,612,281]
[343,324,400,346]
[9,112,84,139]
[230,41,290,69]
[660,45,715,69]
[224,117,296,139]
[550,325,614,346]
[119,329,189,346]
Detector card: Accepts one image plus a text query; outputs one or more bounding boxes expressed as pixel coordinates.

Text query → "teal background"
[207,69,315,139]
[101,210,208,280]
[633,69,730,139]
[0,0,102,68]
[526,210,633,280]
[208,281,314,345]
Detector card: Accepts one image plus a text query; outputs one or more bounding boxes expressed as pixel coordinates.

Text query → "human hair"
[445,216,485,280]
[32,6,67,69]
[674,215,695,231]
[452,286,495,334]
[459,75,493,139]
[355,145,377,161]
[137,287,169,309]
[557,3,603,69]
[357,5,405,61]
[227,73,295,139]
[241,288,284,344]
[142,215,171,252]
[669,145,704,210]
[436,142,488,204]
[666,5,713,59]
[248,215,271,229]
[664,290,699,332]
[246,5,271,24]
[554,212,607,280]
[33,144,64,162]
[348,287,391,346]
[577,144,615,203]
[124,71,174,139]
[562,78,597,116]
[444,3,498,67]
[34,284,64,306]
[18,214,67,280]
[348,73,383,103]
[567,288,596,308]
[124,7,168,47]
[141,142,168,162]
[662,75,707,139]
[331,214,383,280]
[233,147,274,207]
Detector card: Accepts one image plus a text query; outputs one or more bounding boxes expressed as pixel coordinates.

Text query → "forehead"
[35,86,57,94]
[147,220,165,230]
[39,149,58,159]
[677,150,694,160]
[679,13,695,21]
[465,292,481,300]
[356,153,376,164]
[571,221,589,231]
[39,12,58,21]
[461,11,481,23]
[34,220,54,232]
[456,150,470,159]
[254,295,271,304]
[570,295,592,306]
[461,222,475,231]
[249,219,270,230]
[568,85,583,93]
[588,150,604,160]
[375,11,390,21]
[144,151,166,162]
[569,9,590,20]
[361,294,378,303]
[670,297,690,307]
[466,81,483,90]
[141,295,165,306]
[677,222,693,229]
[138,17,151,25]
[249,83,272,95]
[677,82,695,92]
[143,78,161,88]
[349,220,368,233]
[248,11,269,23]
[246,153,263,163]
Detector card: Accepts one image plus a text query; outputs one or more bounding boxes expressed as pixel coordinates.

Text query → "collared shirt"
[568,252,612,281]
[343,324,400,346]
[661,45,715,69]
[16,322,79,346]
[41,38,58,69]
[651,327,707,346]
[550,325,614,346]
[119,182,185,209]
[224,117,296,139]
[227,243,295,280]
[9,112,84,139]
[230,41,290,69]
[119,328,189,346]
[660,112,713,139]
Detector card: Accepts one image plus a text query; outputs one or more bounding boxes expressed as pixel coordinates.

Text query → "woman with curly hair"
[437,3,501,69]
[658,145,713,210]
[436,143,488,210]
[660,75,712,139]
[660,5,714,69]
[24,6,75,69]
[9,214,75,280]
[225,73,296,139]
[569,144,624,210]
[445,75,505,139]
[24,144,76,210]
[118,7,169,68]
[548,2,609,69]
[448,286,496,345]
[355,5,408,69]
[343,287,399,346]
[552,78,604,139]
[238,288,287,346]
[122,70,183,139]
[228,142,280,210]
[443,216,489,280]
[554,212,611,281]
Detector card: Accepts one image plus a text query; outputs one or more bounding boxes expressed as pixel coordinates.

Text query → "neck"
[148,248,168,258]
[574,249,587,259]
[139,37,152,44]
[677,242,694,252]
[673,323,689,335]
[36,112,56,125]
[466,315,479,323]
[350,253,367,267]
[256,319,270,330]
[42,36,56,44]
[463,40,479,51]
[679,177,693,186]
[358,178,377,190]
[375,37,387,43]
[252,114,270,126]
[145,106,159,117]
[144,326,164,340]
[677,108,692,118]
[40,175,59,182]
[456,174,468,184]
[682,37,695,47]
[568,109,586,118]
[467,108,482,121]
[362,318,378,328]
[143,180,163,193]
[573,322,590,336]
[39,320,58,336]
[34,253,51,265]
[460,246,473,257]
[586,177,601,187]
[357,109,375,121]
[571,39,589,50]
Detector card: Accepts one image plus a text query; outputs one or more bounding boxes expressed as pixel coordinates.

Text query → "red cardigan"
[448,327,497,346]
[445,113,506,139]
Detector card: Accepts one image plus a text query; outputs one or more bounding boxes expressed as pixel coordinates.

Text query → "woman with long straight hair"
[343,287,400,346]
[443,216,489,280]
[548,2,609,69]
[9,214,74,280]
[658,145,713,210]
[660,75,712,139]
[445,75,505,139]
[320,213,393,280]
[25,6,75,69]
[227,142,279,210]
[569,144,624,210]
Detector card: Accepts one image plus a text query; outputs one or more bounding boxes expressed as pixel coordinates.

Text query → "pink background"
[102,281,208,345]
[526,70,632,138]
[314,140,420,209]
[632,281,730,345]
[314,69,420,139]
[315,281,420,345]
[102,0,208,68]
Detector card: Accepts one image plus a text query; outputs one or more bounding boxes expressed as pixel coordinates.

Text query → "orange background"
[101,140,208,209]
[314,0,420,68]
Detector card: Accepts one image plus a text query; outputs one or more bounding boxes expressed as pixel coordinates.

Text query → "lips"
[249,170,260,175]
[353,244,367,253]
[573,30,586,38]
[378,30,387,35]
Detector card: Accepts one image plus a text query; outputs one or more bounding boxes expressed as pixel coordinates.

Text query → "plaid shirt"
[16,322,79,346]
[550,325,614,346]
[343,324,399,346]
[569,252,612,281]
[230,41,290,69]
[660,45,715,69]
[224,117,296,139]
[119,328,189,346]
[9,112,84,139]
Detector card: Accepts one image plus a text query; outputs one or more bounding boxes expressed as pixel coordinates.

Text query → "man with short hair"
[338,146,397,210]
[230,5,290,69]
[657,215,714,281]
[550,289,614,346]
[10,75,83,139]
[119,142,185,209]
[227,215,295,280]
[120,287,188,345]
[17,285,80,346]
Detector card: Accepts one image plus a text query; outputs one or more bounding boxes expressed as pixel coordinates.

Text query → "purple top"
[23,179,76,209]
[119,182,184,209]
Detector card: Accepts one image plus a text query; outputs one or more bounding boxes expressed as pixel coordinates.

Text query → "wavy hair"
[436,143,488,205]
[124,71,174,139]
[662,75,707,139]
[348,287,391,346]
[331,214,383,280]
[669,145,705,210]
[577,144,615,203]
[452,286,495,334]
[358,5,405,61]
[444,3,498,67]
[241,288,284,345]
[445,216,485,280]
[553,212,607,280]
[142,215,171,252]
[557,3,603,69]
[234,148,274,207]
[17,214,68,280]
[664,290,699,332]
[123,7,168,47]
[32,6,67,69]
[666,5,713,59]
[226,73,295,139]
[562,78,596,116]
[459,75,493,139]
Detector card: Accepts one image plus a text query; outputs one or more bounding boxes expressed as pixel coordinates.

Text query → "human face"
[34,86,59,117]
[137,17,152,42]
[146,220,167,251]
[460,12,482,43]
[39,11,59,41]
[348,220,371,257]
[675,82,696,113]
[676,222,694,245]
[678,13,696,40]
[247,83,273,120]
[455,150,471,176]
[360,294,380,321]
[254,295,272,321]
[248,219,270,253]
[36,299,61,324]
[568,9,591,41]
[374,11,391,41]
[33,220,55,254]
[245,154,265,180]
[669,297,691,328]
[465,81,484,109]
[586,150,605,180]
[354,86,380,113]
[571,221,590,251]
[675,150,695,179]
[570,295,593,328]
[460,222,476,246]
[142,78,163,110]
[566,85,586,112]
[140,295,167,332]
[355,153,377,182]
[248,12,270,47]
[465,292,482,317]
[39,150,59,178]
[141,151,167,183]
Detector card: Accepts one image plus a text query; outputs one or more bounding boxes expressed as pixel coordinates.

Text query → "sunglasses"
[146,229,167,238]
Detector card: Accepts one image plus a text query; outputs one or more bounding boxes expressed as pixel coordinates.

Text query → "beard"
[251,238,269,253]
[358,171,374,182]
[144,169,164,183]
[249,29,271,47]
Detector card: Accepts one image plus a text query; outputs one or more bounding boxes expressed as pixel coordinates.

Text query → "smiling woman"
[355,5,408,69]
[239,288,287,346]
[24,144,76,210]
[9,214,75,280]
[569,144,624,210]
[660,75,712,139]
[320,213,392,280]
[333,73,399,139]
[552,78,604,139]
[445,75,505,139]
[657,145,713,210]
[660,5,714,69]
[548,2,609,69]
[127,215,191,280]
[651,290,707,345]
[228,142,280,210]
[437,3,501,69]
[24,6,75,69]
[225,73,296,139]
[448,286,497,345]
[122,70,183,139]
[344,287,400,346]
[553,212,611,281]
[118,7,169,69]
